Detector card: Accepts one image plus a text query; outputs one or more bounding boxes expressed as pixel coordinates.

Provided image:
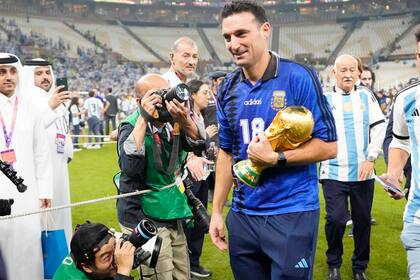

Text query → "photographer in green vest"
[116,74,205,280]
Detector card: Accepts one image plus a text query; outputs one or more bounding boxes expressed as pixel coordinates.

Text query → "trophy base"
[233,160,261,188]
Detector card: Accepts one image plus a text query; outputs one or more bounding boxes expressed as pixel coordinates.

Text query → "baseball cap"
[71,222,112,267]
[208,71,227,80]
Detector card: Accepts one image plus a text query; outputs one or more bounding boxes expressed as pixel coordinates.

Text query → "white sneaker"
[73,148,82,152]
[93,144,101,149]
[86,144,94,149]
[346,219,353,226]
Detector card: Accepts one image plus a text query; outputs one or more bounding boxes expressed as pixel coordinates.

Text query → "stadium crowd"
[1,1,420,280]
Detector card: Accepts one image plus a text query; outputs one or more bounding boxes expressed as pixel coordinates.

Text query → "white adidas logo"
[294,258,309,269]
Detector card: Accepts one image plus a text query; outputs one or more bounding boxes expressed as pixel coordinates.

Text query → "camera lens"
[164,83,190,103]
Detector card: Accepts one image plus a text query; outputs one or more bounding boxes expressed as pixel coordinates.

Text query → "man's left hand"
[40,199,51,209]
[359,160,374,181]
[247,133,277,166]
[114,239,135,276]
[166,99,189,124]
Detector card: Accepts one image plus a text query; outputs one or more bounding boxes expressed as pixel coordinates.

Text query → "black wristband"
[277,151,287,167]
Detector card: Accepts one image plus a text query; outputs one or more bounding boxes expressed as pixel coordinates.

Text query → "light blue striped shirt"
[390,81,420,224]
[320,85,385,182]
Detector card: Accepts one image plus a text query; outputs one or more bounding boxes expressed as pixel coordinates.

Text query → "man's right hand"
[380,174,405,200]
[48,86,71,110]
[187,154,212,181]
[114,239,135,276]
[209,212,228,251]
[140,90,162,117]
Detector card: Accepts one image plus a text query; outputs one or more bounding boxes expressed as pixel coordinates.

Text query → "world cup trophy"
[233,106,314,188]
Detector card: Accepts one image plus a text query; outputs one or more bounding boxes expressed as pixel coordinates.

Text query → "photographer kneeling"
[116,74,205,280]
[53,222,138,280]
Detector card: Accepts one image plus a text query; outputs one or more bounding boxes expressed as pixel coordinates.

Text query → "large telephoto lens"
[164,83,190,102]
[129,219,158,247]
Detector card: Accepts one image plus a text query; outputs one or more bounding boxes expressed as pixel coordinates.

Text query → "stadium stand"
[340,16,410,58]
[130,26,213,62]
[277,23,346,59]
[0,14,98,57]
[75,21,157,62]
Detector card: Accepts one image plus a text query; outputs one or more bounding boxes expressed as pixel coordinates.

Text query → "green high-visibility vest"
[119,111,192,221]
[53,256,90,280]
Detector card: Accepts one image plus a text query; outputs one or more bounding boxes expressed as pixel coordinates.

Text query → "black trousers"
[185,178,209,269]
[321,179,374,272]
[105,114,116,135]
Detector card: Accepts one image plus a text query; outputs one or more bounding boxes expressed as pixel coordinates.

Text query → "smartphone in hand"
[56,77,68,92]
[374,175,404,196]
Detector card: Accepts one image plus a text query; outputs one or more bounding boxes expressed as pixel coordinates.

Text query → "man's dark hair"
[362,65,376,87]
[415,25,420,44]
[221,1,268,24]
[88,90,95,97]
[71,222,111,269]
[107,87,112,94]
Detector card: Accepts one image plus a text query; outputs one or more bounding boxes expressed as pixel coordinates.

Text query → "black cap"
[71,222,111,267]
[208,71,227,80]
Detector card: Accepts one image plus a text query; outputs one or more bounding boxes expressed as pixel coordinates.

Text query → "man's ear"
[169,52,174,64]
[81,263,94,274]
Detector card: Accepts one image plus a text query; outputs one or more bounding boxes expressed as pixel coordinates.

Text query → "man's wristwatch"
[367,155,376,162]
[277,151,287,167]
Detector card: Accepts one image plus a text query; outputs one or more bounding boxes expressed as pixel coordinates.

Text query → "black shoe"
[191,266,212,278]
[353,270,368,280]
[327,267,341,280]
[370,217,377,225]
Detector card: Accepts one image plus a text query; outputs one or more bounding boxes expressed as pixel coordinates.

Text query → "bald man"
[319,55,386,280]
[116,74,205,280]
[163,37,199,86]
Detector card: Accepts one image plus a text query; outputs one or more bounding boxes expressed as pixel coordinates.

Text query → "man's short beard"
[37,83,51,92]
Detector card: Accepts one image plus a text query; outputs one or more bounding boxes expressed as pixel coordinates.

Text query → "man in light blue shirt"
[384,26,420,280]
[320,54,386,280]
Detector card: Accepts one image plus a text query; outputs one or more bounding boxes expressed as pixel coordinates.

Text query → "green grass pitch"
[69,144,407,280]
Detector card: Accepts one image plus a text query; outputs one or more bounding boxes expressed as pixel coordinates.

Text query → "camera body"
[112,219,162,269]
[152,83,191,122]
[0,199,13,216]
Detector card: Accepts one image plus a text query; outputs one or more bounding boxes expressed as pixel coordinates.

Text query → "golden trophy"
[233,106,314,188]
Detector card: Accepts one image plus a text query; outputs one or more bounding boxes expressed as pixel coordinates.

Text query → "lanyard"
[0,97,18,148]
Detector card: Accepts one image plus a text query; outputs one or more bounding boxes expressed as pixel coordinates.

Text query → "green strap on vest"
[117,111,192,221]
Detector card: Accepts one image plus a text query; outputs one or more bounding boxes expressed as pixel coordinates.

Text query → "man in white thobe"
[0,53,53,280]
[23,58,73,248]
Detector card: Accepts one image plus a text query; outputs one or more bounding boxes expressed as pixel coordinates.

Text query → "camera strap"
[148,122,180,175]
[139,107,155,122]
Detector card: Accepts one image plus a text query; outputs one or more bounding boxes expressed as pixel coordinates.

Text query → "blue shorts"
[226,209,320,280]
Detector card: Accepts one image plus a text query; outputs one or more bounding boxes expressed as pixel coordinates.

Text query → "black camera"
[152,83,191,122]
[112,219,162,269]
[0,160,27,193]
[0,199,13,216]
[183,173,211,233]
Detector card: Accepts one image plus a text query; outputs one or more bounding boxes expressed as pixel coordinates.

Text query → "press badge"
[0,149,16,164]
[56,133,66,154]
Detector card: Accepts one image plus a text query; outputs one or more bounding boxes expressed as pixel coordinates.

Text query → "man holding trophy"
[209,1,337,279]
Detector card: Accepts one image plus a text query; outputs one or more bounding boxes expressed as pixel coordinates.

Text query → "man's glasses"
[361,77,372,81]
